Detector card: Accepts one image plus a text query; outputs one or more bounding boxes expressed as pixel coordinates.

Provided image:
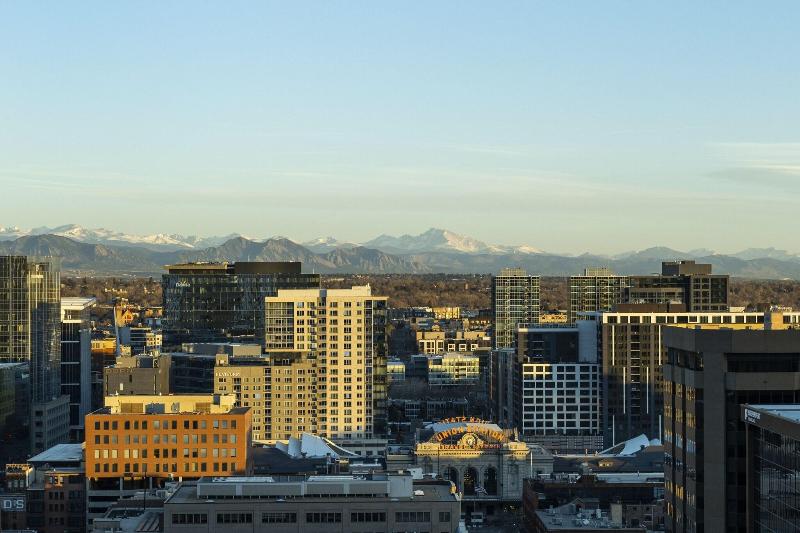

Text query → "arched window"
[484,467,498,495]
[463,467,478,496]
[443,467,459,491]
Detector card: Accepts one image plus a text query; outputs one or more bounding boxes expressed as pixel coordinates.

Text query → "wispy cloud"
[706,142,800,188]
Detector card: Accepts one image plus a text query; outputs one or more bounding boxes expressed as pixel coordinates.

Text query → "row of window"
[172,510,445,525]
[93,447,237,459]
[93,461,238,473]
[93,433,237,445]
[92,419,237,431]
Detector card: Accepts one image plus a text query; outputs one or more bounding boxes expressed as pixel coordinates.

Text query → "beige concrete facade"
[263,286,388,440]
[214,352,317,441]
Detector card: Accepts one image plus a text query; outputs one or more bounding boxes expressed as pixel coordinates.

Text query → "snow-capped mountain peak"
[362,227,541,255]
[0,224,245,251]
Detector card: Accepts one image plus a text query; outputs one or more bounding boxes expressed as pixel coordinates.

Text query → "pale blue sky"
[1,1,798,253]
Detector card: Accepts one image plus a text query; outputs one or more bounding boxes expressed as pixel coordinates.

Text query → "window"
[396,511,431,522]
[351,512,386,522]
[306,512,342,523]
[439,511,451,522]
[262,512,297,523]
[216,513,252,524]
[172,513,208,524]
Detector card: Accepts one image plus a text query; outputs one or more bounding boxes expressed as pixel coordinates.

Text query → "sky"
[1,1,799,254]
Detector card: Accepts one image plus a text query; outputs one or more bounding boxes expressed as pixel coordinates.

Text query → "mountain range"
[1,225,799,278]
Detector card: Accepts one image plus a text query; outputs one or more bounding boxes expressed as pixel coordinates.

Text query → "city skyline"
[2,2,799,253]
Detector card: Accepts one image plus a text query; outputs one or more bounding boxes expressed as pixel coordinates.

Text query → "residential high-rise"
[214,351,318,441]
[595,307,800,448]
[663,327,800,533]
[263,286,388,440]
[492,268,540,349]
[628,260,729,311]
[0,256,68,454]
[569,267,628,323]
[60,296,96,441]
[511,323,602,453]
[162,262,320,348]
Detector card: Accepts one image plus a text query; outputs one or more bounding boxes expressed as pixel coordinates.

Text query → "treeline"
[61,275,800,313]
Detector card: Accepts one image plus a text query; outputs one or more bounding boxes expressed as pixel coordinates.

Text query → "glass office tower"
[162,261,320,348]
[0,256,62,403]
[492,268,540,350]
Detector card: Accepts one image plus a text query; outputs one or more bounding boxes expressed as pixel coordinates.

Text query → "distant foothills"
[1,224,800,278]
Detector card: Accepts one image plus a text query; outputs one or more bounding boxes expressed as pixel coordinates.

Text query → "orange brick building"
[85,394,252,480]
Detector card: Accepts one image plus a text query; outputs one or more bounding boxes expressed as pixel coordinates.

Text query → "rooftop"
[273,432,359,459]
[742,404,800,440]
[746,404,800,424]
[28,443,83,464]
[61,296,97,309]
[535,500,644,531]
[165,473,457,504]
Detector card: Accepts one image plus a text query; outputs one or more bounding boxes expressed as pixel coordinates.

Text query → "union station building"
[387,418,554,513]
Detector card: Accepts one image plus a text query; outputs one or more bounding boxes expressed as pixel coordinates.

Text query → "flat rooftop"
[742,404,800,440]
[166,475,457,504]
[747,404,800,424]
[28,443,83,464]
[61,296,97,308]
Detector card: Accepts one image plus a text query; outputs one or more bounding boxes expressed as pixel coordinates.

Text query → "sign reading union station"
[387,418,554,511]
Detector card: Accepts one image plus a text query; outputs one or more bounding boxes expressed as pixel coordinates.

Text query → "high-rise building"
[569,267,629,323]
[628,260,729,312]
[511,323,602,453]
[663,327,800,533]
[0,362,30,466]
[60,296,95,441]
[490,348,517,428]
[214,351,318,441]
[162,262,320,348]
[492,268,540,349]
[263,286,388,440]
[0,256,62,402]
[595,307,800,448]
[741,404,800,533]
[0,256,68,454]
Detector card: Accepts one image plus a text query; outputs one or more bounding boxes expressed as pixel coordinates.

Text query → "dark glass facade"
[628,261,728,312]
[492,268,540,350]
[742,405,800,533]
[569,270,628,322]
[751,426,800,532]
[663,328,800,533]
[162,262,320,348]
[0,256,61,403]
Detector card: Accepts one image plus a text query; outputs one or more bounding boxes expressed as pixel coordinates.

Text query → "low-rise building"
[523,474,664,531]
[387,418,553,515]
[386,358,406,383]
[84,394,252,526]
[104,355,171,396]
[427,353,480,387]
[163,472,462,533]
[23,443,86,533]
[525,499,647,533]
